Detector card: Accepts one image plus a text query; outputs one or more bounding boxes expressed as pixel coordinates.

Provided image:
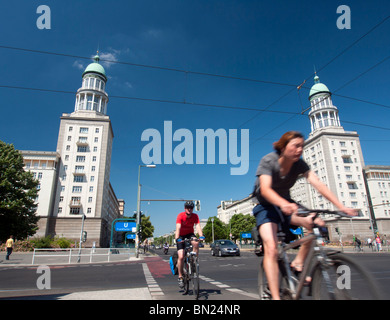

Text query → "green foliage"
[0,140,39,241]
[0,236,74,251]
[30,235,53,249]
[202,216,228,242]
[230,213,256,240]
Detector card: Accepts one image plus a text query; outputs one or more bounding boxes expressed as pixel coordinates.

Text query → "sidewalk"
[0,250,151,267]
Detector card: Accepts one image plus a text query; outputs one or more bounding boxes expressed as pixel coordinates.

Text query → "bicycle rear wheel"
[258,257,294,300]
[312,252,381,300]
[191,256,200,299]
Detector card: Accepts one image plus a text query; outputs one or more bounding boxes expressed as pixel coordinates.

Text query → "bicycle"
[181,237,201,299]
[256,205,382,300]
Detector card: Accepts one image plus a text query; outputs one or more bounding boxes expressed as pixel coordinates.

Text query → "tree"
[130,212,155,242]
[0,141,39,241]
[141,215,154,241]
[230,213,256,240]
[202,216,228,243]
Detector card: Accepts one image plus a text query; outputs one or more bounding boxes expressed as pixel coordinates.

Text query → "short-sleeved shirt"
[176,212,200,236]
[253,152,310,205]
[6,238,13,248]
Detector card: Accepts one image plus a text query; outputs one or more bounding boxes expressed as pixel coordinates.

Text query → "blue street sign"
[126,233,136,239]
[241,232,252,239]
[115,221,136,232]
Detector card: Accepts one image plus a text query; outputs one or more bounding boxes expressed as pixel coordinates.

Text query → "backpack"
[169,251,178,275]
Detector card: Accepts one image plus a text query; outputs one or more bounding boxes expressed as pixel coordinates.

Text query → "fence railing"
[31,247,136,265]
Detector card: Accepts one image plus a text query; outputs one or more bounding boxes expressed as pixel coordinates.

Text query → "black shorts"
[176,233,196,251]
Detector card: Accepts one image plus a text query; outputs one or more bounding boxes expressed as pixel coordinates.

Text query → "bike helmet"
[184,200,194,209]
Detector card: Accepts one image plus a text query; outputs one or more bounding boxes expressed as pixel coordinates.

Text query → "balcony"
[69,200,82,208]
[76,139,89,146]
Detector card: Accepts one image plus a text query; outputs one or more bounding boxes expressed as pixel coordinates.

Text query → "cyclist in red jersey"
[175,201,204,289]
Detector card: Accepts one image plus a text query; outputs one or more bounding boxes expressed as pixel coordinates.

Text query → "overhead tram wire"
[1,84,389,133]
[0,45,297,89]
[247,14,390,145]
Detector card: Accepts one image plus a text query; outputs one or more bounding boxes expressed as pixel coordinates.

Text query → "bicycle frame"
[278,227,336,300]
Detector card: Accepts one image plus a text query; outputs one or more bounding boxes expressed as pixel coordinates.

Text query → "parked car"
[210,239,240,257]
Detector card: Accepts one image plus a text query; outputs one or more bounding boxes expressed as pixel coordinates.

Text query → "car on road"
[210,239,240,257]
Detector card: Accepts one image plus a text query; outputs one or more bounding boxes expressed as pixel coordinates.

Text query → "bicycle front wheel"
[191,256,200,299]
[312,252,381,300]
[183,260,190,295]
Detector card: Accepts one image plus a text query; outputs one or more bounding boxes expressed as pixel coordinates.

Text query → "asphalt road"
[0,248,389,300]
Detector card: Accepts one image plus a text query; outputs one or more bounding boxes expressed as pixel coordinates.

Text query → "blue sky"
[1,0,390,237]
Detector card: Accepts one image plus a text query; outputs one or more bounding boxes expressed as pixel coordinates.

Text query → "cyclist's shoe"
[178,277,184,289]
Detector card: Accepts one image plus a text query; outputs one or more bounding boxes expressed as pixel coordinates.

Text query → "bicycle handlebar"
[296,205,353,219]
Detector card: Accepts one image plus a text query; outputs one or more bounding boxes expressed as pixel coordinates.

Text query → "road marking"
[142,263,164,298]
[199,275,257,299]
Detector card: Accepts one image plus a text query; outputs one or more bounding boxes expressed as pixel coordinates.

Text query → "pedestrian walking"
[5,235,14,260]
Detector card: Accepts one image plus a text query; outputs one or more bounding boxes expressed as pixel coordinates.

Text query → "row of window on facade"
[64,155,98,162]
[75,93,107,113]
[67,136,99,143]
[59,185,95,193]
[310,111,340,130]
[366,172,390,180]
[25,160,56,169]
[58,207,93,214]
[310,96,333,109]
[82,77,105,92]
[69,127,100,134]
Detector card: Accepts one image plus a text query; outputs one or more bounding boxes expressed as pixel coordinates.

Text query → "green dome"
[309,74,330,100]
[82,54,107,81]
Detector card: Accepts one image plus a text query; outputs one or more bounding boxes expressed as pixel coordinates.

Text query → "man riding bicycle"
[175,201,204,289]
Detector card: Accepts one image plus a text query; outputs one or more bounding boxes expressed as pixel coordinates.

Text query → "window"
[75,165,84,173]
[95,128,99,133]
[77,146,87,152]
[92,156,97,162]
[74,175,83,182]
[88,197,93,203]
[76,156,85,162]
[87,208,92,213]
[70,208,80,215]
[72,186,82,193]
[79,127,89,134]
[89,186,94,192]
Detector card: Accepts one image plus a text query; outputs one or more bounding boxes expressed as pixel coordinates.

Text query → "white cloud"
[72,60,85,70]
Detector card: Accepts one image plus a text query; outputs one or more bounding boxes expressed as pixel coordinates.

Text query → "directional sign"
[126,233,136,240]
[115,221,136,232]
[241,232,252,239]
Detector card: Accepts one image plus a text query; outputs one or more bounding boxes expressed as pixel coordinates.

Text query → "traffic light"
[82,231,87,242]
[195,200,201,211]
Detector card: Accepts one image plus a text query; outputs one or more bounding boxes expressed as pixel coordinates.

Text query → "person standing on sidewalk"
[5,235,14,260]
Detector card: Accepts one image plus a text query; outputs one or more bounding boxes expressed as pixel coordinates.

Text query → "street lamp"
[136,164,156,258]
[211,217,214,243]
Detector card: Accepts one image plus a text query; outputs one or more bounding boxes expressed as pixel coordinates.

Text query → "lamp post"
[211,217,214,243]
[136,164,156,258]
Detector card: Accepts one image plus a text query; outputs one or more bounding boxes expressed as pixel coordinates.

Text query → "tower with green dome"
[308,73,342,134]
[74,53,109,114]
[51,52,119,247]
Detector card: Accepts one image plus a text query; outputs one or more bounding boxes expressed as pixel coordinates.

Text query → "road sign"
[115,221,136,232]
[126,233,136,239]
[241,232,252,239]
